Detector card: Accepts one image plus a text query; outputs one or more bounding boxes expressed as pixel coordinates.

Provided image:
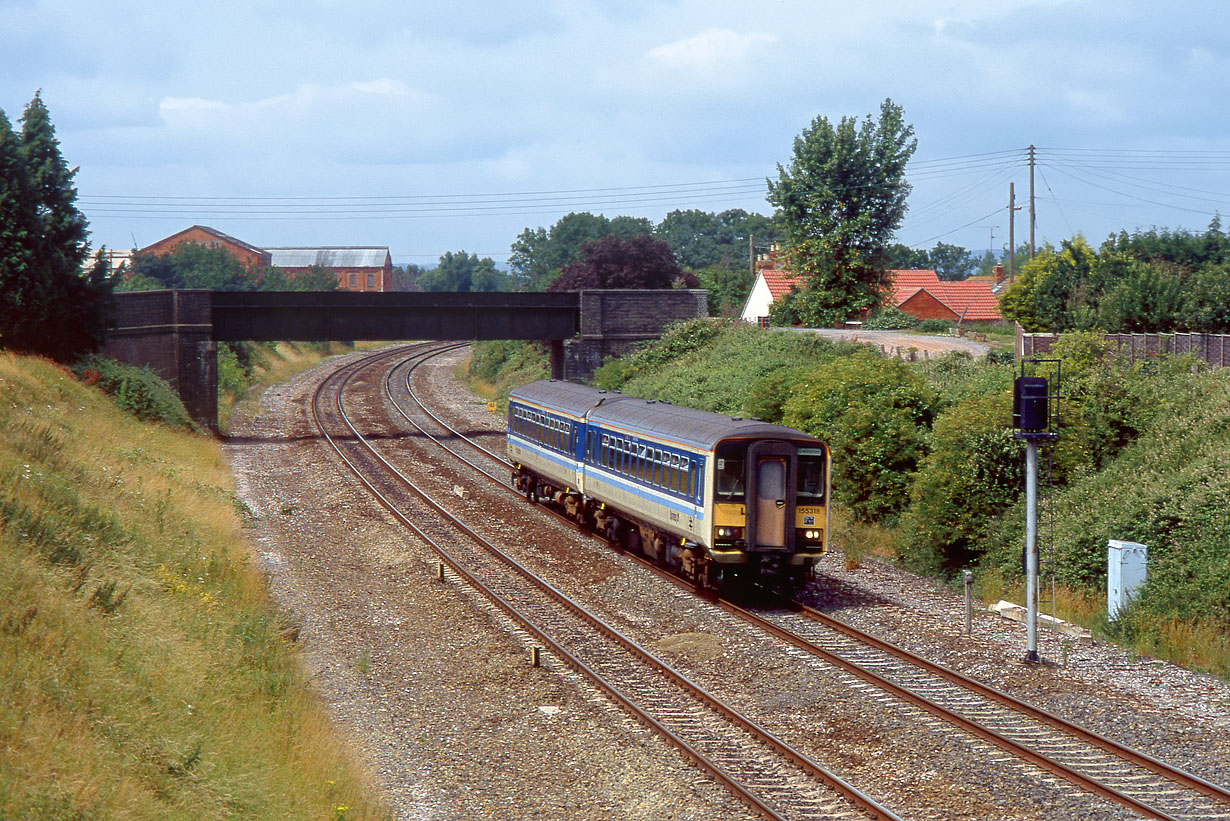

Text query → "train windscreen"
[714,443,745,503]
[797,448,826,505]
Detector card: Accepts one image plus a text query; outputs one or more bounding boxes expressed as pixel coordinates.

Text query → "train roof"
[509,380,822,451]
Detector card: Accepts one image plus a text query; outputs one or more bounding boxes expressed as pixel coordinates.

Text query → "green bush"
[743,367,812,423]
[72,355,194,429]
[466,340,550,407]
[620,325,854,416]
[913,350,1015,410]
[980,366,1230,597]
[899,391,1021,572]
[916,318,951,333]
[862,306,918,330]
[217,343,249,398]
[782,351,936,523]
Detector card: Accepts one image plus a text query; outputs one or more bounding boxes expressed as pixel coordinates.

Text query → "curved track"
[382,344,1230,821]
[312,344,902,821]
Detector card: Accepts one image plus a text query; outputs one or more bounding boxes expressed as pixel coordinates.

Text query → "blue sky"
[4,0,1229,268]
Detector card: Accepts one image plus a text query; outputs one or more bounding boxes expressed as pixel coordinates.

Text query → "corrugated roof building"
[266,246,393,292]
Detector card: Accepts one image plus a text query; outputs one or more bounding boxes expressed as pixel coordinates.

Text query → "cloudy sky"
[4,0,1229,268]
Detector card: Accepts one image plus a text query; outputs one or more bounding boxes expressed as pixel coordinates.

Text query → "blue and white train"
[507,379,830,589]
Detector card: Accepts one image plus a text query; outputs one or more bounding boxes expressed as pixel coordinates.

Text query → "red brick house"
[891,269,1003,323]
[741,266,1003,324]
[139,225,271,268]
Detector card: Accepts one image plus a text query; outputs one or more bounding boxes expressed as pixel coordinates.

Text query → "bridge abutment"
[102,289,707,431]
[102,290,218,431]
[562,289,708,381]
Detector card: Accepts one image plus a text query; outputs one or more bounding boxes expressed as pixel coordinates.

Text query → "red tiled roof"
[890,269,1001,321]
[756,266,1001,321]
[761,267,803,301]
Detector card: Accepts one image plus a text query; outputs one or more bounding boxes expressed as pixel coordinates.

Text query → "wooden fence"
[1017,326,1230,369]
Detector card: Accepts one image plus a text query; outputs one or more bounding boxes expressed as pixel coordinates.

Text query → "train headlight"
[715,526,744,539]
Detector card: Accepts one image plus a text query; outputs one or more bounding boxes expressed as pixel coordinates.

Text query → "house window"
[367,273,375,290]
[348,273,357,289]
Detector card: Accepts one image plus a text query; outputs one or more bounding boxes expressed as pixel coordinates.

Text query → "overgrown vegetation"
[465,340,551,409]
[470,319,1230,677]
[216,340,355,429]
[0,353,382,818]
[72,355,196,430]
[1001,227,1230,333]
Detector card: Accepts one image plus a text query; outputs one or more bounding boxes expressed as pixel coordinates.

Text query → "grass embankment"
[468,323,1230,679]
[0,352,383,819]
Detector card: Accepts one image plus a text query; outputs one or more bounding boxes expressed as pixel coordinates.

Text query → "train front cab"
[709,437,828,582]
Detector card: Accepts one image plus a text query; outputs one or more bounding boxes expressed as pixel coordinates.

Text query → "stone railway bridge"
[103,289,708,431]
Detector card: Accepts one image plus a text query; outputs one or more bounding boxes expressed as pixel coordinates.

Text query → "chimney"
[993,265,1005,284]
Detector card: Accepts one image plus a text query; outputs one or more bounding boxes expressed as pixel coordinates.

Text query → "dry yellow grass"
[0,352,384,820]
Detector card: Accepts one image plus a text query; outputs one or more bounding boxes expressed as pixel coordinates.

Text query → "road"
[788,326,993,357]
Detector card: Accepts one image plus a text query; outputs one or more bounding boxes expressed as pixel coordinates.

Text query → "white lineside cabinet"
[1107,540,1148,619]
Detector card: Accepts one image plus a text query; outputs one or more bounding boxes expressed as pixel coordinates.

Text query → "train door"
[746,441,795,551]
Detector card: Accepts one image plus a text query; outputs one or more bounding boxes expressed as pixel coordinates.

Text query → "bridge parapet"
[102,289,708,431]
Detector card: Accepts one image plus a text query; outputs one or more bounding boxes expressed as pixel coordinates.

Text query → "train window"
[797,449,826,504]
[715,444,745,503]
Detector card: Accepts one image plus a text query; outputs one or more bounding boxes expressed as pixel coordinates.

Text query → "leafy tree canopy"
[767,99,917,327]
[509,212,645,290]
[548,234,693,291]
[122,244,337,292]
[510,209,773,293]
[885,241,977,281]
[417,251,508,292]
[655,208,777,271]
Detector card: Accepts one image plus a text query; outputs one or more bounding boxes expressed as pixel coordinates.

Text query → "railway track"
[382,343,1230,821]
[312,344,902,821]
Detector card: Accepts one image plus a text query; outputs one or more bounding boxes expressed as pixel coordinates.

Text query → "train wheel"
[624,527,641,554]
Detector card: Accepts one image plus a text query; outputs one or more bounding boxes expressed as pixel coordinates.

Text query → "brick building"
[138,227,393,292]
[140,225,271,268]
[741,265,1003,325]
[265,247,393,292]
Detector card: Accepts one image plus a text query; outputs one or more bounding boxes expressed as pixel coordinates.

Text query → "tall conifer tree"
[0,108,42,350]
[0,91,112,359]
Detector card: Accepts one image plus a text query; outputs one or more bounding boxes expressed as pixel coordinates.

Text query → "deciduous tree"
[767,99,916,327]
[417,251,506,292]
[548,234,691,291]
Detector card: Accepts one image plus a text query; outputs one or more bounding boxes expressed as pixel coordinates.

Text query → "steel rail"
[786,598,1230,808]
[391,347,1230,821]
[311,346,903,821]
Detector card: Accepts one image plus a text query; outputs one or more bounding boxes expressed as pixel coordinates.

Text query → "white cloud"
[648,28,778,71]
[157,80,435,139]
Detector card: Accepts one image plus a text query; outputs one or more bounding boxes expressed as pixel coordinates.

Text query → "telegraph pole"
[1028,145,1037,260]
[1008,182,1019,283]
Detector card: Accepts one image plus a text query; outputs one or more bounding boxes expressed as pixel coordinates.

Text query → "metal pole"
[963,570,974,635]
[1025,441,1040,663]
